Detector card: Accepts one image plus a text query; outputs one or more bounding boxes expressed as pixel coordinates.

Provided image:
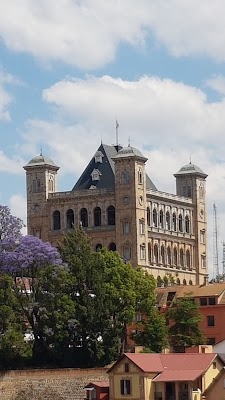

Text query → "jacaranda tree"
[0,204,24,241]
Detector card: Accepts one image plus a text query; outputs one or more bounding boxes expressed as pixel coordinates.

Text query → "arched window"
[178,214,183,232]
[173,247,178,266]
[123,245,131,261]
[186,249,191,269]
[176,278,180,285]
[185,215,190,233]
[153,208,157,227]
[166,211,170,230]
[183,279,187,285]
[148,243,152,263]
[167,247,171,266]
[189,280,193,285]
[172,213,177,231]
[80,208,88,227]
[159,210,164,228]
[123,220,130,234]
[157,276,163,287]
[180,248,184,267]
[140,244,146,259]
[138,168,143,184]
[96,243,102,251]
[33,178,41,193]
[147,207,151,226]
[107,205,115,225]
[94,207,101,227]
[66,209,74,229]
[53,210,61,230]
[154,244,159,264]
[161,245,165,265]
[109,242,116,251]
[187,186,191,197]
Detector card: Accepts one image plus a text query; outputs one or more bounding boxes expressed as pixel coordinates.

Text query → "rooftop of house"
[109,352,219,382]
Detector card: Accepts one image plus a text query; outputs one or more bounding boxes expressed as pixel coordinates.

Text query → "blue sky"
[1,1,225,276]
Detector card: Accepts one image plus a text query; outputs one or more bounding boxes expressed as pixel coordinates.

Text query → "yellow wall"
[206,370,225,400]
[202,357,223,392]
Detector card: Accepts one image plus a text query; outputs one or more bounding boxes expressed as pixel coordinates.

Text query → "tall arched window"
[185,215,190,233]
[167,247,171,266]
[147,207,151,226]
[183,279,187,285]
[153,208,157,227]
[138,168,143,184]
[159,210,164,228]
[186,249,191,269]
[148,243,152,263]
[107,205,115,225]
[176,278,180,285]
[172,213,177,231]
[178,214,183,232]
[161,245,165,265]
[66,209,74,229]
[154,244,159,264]
[94,206,101,226]
[173,247,178,266]
[189,280,193,285]
[109,242,116,251]
[53,210,61,230]
[166,211,170,230]
[96,243,102,251]
[80,208,88,227]
[180,248,184,267]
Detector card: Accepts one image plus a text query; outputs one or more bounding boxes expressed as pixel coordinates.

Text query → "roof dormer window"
[94,151,104,163]
[91,169,102,181]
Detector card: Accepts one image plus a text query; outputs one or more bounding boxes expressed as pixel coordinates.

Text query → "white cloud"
[206,75,225,96]
[0,151,25,174]
[1,1,225,68]
[20,73,225,276]
[9,194,27,235]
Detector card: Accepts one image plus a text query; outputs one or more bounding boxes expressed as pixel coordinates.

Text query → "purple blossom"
[0,235,62,273]
[0,204,24,240]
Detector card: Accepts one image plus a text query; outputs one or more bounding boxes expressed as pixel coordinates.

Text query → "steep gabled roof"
[72,143,119,191]
[108,352,218,382]
[72,143,157,191]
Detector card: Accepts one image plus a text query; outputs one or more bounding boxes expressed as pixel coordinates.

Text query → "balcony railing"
[154,391,190,400]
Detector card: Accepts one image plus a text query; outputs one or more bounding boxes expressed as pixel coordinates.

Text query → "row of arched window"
[53,206,115,230]
[147,207,191,233]
[156,276,193,287]
[96,242,116,252]
[148,243,192,269]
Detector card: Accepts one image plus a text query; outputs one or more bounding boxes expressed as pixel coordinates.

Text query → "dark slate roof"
[113,145,147,161]
[24,154,59,170]
[72,143,157,191]
[174,162,207,178]
[72,143,119,191]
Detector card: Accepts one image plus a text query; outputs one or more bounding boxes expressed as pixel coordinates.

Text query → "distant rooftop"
[174,162,207,178]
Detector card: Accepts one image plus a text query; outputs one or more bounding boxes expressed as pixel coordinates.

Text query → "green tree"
[134,307,168,353]
[167,294,206,352]
[0,274,31,368]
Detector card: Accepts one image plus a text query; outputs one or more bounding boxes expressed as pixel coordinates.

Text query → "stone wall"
[0,368,108,400]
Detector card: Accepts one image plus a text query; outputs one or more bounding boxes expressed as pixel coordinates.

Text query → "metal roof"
[174,162,207,178]
[24,154,59,169]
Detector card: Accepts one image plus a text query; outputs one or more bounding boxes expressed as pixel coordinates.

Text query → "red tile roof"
[109,353,218,382]
[85,381,109,388]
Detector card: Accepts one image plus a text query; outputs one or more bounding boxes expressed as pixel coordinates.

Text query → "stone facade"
[24,143,208,285]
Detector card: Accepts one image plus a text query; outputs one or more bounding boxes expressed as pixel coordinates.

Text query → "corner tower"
[112,145,148,267]
[23,154,59,239]
[174,162,208,284]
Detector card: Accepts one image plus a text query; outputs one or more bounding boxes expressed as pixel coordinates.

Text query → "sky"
[1,1,225,277]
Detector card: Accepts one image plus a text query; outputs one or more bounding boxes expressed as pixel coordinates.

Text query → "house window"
[96,243,102,251]
[153,208,157,227]
[123,221,130,234]
[138,168,143,184]
[125,363,129,373]
[187,186,191,197]
[91,168,101,181]
[200,230,205,244]
[173,248,178,266]
[107,205,115,225]
[140,244,146,260]
[208,297,216,305]
[66,209,74,229]
[53,210,61,230]
[121,170,130,184]
[178,214,183,232]
[167,247,171,266]
[213,362,217,369]
[180,248,184,268]
[186,250,191,269]
[120,379,131,395]
[80,208,88,227]
[200,297,207,306]
[94,207,101,227]
[161,245,165,265]
[201,255,206,269]
[207,338,215,345]
[148,243,152,263]
[33,178,41,192]
[166,211,170,230]
[147,207,150,226]
[207,316,215,327]
[108,242,116,251]
[94,150,104,163]
[172,213,177,231]
[154,244,159,264]
[123,246,131,261]
[159,210,164,228]
[140,219,145,234]
[185,215,190,233]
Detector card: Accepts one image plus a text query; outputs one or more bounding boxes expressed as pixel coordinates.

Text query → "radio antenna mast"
[213,203,219,280]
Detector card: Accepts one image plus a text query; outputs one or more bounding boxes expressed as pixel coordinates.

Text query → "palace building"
[24,142,208,285]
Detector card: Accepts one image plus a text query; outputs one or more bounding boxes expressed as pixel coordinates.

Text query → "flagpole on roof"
[116,119,119,147]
